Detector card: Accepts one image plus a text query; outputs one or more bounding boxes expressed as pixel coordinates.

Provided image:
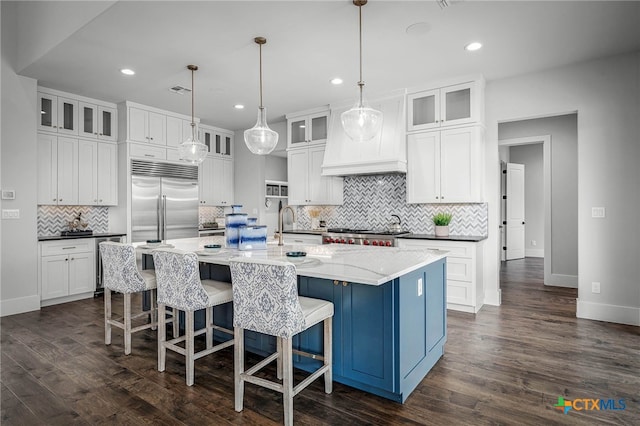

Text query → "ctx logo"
[554,396,626,414]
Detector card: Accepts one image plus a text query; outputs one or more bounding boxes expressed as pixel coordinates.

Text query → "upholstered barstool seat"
[229,257,333,426]
[152,248,234,386]
[99,241,158,355]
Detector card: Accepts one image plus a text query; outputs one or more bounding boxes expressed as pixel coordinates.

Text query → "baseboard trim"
[484,288,501,306]
[525,249,544,258]
[0,295,40,317]
[577,299,640,326]
[545,273,578,288]
[40,292,93,308]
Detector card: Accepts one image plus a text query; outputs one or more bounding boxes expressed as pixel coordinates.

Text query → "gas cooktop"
[324,228,409,236]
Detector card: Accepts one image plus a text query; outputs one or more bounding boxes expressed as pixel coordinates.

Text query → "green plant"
[433,212,453,226]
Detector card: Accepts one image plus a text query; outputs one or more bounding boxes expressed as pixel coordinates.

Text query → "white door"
[506,163,525,260]
[406,131,440,203]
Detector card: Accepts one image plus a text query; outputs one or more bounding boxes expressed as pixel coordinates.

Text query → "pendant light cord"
[259,42,264,109]
[358,3,364,105]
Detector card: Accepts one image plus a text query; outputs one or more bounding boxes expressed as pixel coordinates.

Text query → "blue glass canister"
[231,204,243,213]
[225,213,248,248]
[247,217,258,226]
[238,225,268,250]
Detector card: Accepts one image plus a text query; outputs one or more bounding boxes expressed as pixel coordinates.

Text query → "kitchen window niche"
[265,180,288,198]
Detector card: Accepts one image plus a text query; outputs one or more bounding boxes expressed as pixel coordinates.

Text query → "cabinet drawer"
[447,279,473,305]
[166,148,181,161]
[130,143,166,160]
[447,257,472,282]
[399,239,473,258]
[41,239,94,256]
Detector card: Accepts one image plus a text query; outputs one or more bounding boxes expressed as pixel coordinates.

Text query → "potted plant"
[433,212,453,237]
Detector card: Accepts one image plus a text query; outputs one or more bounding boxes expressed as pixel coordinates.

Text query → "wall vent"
[169,85,191,95]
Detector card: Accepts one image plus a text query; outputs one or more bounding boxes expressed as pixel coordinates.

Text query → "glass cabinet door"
[38,93,58,132]
[309,114,328,143]
[290,119,307,145]
[215,134,222,154]
[79,102,97,138]
[99,106,116,141]
[407,89,439,131]
[57,97,78,135]
[224,135,232,156]
[440,82,474,126]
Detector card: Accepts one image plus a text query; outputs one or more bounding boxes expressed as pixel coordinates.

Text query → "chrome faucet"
[278,205,295,246]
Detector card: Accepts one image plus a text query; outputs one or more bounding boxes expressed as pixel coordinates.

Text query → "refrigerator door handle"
[162,195,168,242]
[156,195,161,241]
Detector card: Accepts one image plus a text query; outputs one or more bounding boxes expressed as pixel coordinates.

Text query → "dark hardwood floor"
[2,257,638,425]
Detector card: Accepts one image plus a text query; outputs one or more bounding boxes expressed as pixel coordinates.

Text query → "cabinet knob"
[150,137,154,140]
[441,196,444,199]
[59,199,62,201]
[70,258,75,261]
[94,199,97,202]
[53,126,57,128]
[342,281,348,287]
[95,133,98,135]
[99,199,103,202]
[333,280,339,286]
[53,198,56,201]
[435,196,439,199]
[65,258,69,261]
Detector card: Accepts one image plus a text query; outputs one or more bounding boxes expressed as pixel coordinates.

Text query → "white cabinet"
[78,140,118,205]
[129,142,167,160]
[37,92,79,135]
[407,80,483,132]
[200,124,233,157]
[407,126,483,203]
[397,238,484,313]
[286,107,330,149]
[282,233,322,245]
[39,239,95,303]
[78,102,117,141]
[128,106,166,145]
[166,116,195,148]
[288,145,343,206]
[37,134,78,205]
[199,157,234,205]
[322,92,406,175]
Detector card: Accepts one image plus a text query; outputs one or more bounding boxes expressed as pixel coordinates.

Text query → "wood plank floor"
[2,258,638,425]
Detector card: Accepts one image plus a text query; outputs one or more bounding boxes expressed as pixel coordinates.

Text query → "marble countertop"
[399,234,487,242]
[135,236,447,286]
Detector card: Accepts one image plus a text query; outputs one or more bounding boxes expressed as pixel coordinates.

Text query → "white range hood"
[322,90,406,176]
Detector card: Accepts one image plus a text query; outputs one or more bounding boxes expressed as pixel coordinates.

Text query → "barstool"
[99,241,157,355]
[229,257,333,426]
[152,248,234,386]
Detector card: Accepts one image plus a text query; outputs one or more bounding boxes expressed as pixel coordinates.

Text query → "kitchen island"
[138,237,447,403]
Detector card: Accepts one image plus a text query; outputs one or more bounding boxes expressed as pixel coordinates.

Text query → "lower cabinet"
[39,239,95,304]
[397,238,484,313]
[282,233,323,245]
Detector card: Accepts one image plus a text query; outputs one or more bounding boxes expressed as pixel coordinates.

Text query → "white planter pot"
[434,225,449,237]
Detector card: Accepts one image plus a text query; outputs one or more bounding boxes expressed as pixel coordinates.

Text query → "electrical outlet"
[531,240,537,246]
[417,278,423,297]
[592,282,601,294]
[592,207,606,218]
[1,209,20,219]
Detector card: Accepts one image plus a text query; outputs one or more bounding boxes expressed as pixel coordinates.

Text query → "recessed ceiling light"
[464,42,482,51]
[234,104,245,109]
[330,78,343,85]
[120,68,135,75]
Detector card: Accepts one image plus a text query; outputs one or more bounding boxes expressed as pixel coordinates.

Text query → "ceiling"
[10,1,640,132]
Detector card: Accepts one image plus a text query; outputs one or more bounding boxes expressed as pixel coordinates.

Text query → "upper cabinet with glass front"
[78,102,117,142]
[407,77,485,132]
[200,124,233,157]
[38,92,78,135]
[286,106,330,149]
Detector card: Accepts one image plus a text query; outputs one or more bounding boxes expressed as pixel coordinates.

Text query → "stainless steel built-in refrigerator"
[131,160,199,243]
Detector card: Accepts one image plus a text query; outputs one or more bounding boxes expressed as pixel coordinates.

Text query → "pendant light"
[178,64,208,164]
[244,37,279,155]
[341,0,383,142]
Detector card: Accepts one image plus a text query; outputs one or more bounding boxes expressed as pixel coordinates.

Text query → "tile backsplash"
[294,174,488,236]
[199,206,225,224]
[38,206,109,236]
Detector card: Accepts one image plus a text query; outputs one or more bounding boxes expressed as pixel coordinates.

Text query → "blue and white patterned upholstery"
[100,241,156,293]
[229,258,305,339]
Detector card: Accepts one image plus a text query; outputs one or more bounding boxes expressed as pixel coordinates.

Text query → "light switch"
[591,207,606,218]
[2,209,20,219]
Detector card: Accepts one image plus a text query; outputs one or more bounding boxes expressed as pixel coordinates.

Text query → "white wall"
[485,52,640,325]
[509,144,544,257]
[1,3,40,316]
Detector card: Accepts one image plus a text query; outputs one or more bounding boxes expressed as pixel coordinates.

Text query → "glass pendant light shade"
[244,37,279,156]
[244,107,278,155]
[179,64,208,165]
[341,99,383,142]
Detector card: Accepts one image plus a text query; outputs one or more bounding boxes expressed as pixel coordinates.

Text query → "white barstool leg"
[206,306,213,350]
[324,317,333,394]
[277,336,283,380]
[282,337,294,426]
[124,293,132,355]
[186,310,195,386]
[234,327,245,412]
[104,288,112,345]
[158,303,166,372]
[150,289,157,330]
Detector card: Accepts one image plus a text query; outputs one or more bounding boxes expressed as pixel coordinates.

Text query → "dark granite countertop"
[398,234,487,242]
[38,232,127,242]
[283,229,325,235]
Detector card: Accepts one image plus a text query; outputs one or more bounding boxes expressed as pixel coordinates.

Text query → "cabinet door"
[341,281,394,391]
[98,106,117,141]
[56,96,78,135]
[38,92,58,132]
[407,89,440,132]
[79,102,98,139]
[37,134,58,205]
[307,145,342,205]
[41,255,69,300]
[129,107,148,143]
[441,82,474,127]
[223,134,233,157]
[289,118,308,147]
[148,112,166,145]
[97,143,118,205]
[440,127,481,202]
[308,112,329,144]
[68,252,95,295]
[199,157,215,204]
[407,132,440,203]
[56,137,79,205]
[166,116,183,148]
[221,159,234,205]
[287,149,309,205]
[78,140,98,205]
[199,126,213,152]
[424,259,446,352]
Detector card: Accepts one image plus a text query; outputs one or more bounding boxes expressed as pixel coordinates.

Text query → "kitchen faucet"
[277,205,295,246]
